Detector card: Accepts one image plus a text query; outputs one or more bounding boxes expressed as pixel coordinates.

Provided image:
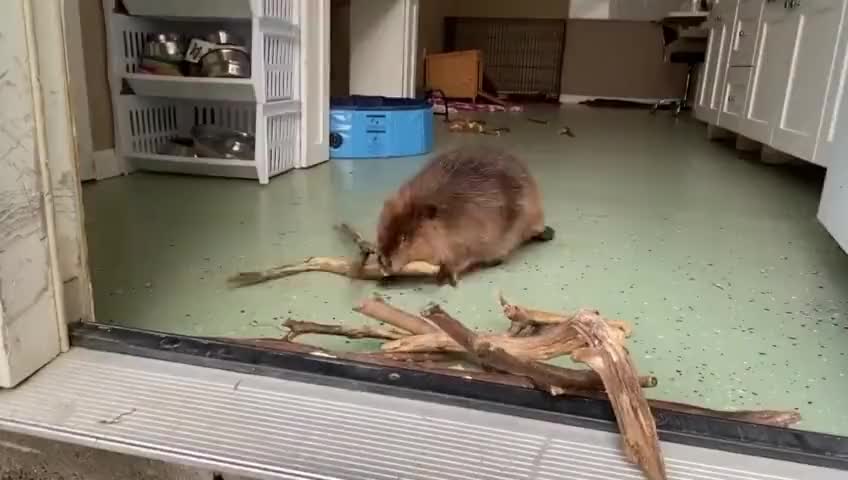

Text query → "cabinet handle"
[739,30,746,37]
[728,95,736,103]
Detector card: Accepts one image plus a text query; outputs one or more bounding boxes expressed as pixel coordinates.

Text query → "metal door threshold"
[0,348,842,480]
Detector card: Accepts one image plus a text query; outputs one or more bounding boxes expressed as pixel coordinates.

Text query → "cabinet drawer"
[730,17,758,65]
[722,67,752,117]
[729,1,764,66]
[737,0,764,18]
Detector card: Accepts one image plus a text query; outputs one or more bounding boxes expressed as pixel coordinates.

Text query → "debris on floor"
[527,117,549,125]
[429,96,524,115]
[226,224,803,480]
[97,408,137,425]
[559,126,575,137]
[445,119,511,136]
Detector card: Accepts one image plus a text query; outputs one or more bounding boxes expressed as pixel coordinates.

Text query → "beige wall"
[331,0,351,97]
[561,19,687,99]
[79,0,114,151]
[417,0,687,99]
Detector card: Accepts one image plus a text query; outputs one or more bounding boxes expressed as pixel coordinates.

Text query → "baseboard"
[92,148,127,180]
[559,94,670,105]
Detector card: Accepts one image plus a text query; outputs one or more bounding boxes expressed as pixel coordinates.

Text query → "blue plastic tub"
[329,95,434,159]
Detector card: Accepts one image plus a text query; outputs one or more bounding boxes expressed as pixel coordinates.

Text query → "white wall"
[350,0,415,97]
[570,0,610,19]
[572,0,684,20]
[610,0,684,21]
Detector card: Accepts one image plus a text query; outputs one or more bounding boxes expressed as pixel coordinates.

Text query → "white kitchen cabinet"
[819,145,848,252]
[814,1,848,167]
[771,0,848,163]
[817,0,848,251]
[739,0,847,162]
[694,0,739,123]
[737,1,796,144]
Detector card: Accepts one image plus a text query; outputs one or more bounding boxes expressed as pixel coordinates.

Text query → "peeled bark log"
[283,319,408,341]
[228,256,440,287]
[353,296,437,335]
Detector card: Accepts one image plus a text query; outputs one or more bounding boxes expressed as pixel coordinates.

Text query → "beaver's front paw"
[436,265,459,287]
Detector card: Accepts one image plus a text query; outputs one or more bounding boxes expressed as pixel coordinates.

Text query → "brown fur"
[376,146,546,285]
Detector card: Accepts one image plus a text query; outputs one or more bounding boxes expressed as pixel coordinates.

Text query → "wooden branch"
[382,307,600,361]
[228,256,440,287]
[213,336,547,388]
[353,296,437,335]
[500,294,633,338]
[283,319,408,341]
[569,309,666,480]
[420,305,655,393]
[645,399,801,428]
[380,327,590,361]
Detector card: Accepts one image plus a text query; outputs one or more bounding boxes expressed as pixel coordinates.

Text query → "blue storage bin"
[329,95,434,159]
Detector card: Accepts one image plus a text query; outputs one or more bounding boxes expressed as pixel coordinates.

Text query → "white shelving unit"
[104,0,302,183]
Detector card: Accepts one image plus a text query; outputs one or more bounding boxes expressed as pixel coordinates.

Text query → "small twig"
[337,223,377,274]
[337,223,377,256]
[527,118,549,125]
[559,126,575,137]
[98,408,137,425]
[283,319,409,341]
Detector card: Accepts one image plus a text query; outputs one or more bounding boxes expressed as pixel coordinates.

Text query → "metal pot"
[198,48,251,78]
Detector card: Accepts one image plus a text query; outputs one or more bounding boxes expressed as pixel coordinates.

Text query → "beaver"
[376,146,554,286]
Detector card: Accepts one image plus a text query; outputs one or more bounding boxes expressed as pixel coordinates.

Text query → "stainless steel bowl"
[204,30,245,47]
[198,48,251,78]
[157,138,198,157]
[191,125,255,160]
[143,33,186,63]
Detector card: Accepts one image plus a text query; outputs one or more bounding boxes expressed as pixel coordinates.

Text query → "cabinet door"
[695,2,738,123]
[738,2,795,144]
[717,66,752,130]
[771,0,847,162]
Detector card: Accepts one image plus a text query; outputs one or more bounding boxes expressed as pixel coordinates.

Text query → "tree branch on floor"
[222,225,802,480]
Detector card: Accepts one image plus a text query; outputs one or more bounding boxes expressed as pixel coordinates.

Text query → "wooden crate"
[424,50,482,100]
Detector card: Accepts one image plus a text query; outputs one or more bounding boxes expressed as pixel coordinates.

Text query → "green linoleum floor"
[83,106,848,436]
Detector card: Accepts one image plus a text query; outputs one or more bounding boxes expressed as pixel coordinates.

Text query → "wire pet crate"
[444,17,567,97]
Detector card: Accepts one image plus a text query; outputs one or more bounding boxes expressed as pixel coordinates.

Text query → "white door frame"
[0,0,91,387]
[349,0,419,98]
[62,0,96,182]
[299,0,331,169]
